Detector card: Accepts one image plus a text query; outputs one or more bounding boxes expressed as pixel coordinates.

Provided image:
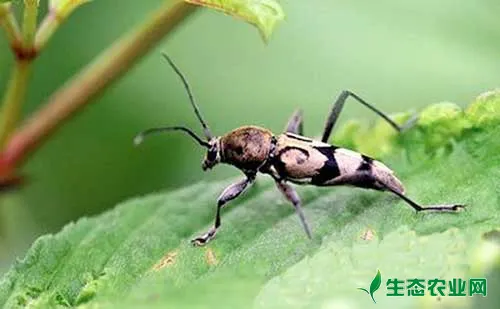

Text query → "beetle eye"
[207,149,217,161]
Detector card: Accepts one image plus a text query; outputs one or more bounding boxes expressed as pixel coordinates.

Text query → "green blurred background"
[0,0,498,273]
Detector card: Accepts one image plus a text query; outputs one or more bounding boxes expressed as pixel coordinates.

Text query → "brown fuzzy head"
[201,138,222,171]
[215,126,274,171]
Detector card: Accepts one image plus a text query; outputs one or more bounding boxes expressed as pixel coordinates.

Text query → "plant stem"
[0,61,32,147]
[1,1,197,167]
[0,1,39,148]
[0,3,23,47]
[22,0,39,49]
[34,9,59,51]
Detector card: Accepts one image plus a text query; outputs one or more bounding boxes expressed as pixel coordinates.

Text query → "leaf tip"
[49,0,93,20]
[185,0,285,43]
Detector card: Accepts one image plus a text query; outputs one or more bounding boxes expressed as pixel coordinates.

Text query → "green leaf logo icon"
[357,270,382,304]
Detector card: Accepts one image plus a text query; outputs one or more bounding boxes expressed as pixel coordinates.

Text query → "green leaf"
[356,270,381,303]
[185,0,285,42]
[1,90,499,308]
[49,0,92,20]
[0,2,11,9]
[369,269,381,303]
[357,287,369,295]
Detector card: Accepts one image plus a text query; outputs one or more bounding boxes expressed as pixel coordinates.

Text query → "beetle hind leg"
[326,171,465,213]
[383,184,465,212]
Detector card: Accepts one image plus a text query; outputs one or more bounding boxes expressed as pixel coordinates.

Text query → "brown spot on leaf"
[483,229,500,244]
[205,248,218,266]
[360,228,375,241]
[152,250,178,271]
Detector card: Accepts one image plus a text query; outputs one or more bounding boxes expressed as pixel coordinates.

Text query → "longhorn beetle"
[134,53,465,246]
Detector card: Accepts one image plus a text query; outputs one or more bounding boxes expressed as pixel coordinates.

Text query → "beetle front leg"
[275,181,313,239]
[321,90,417,143]
[191,174,255,246]
[284,109,304,135]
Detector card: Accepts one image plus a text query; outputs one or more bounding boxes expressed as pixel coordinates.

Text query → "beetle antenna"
[161,52,213,141]
[134,126,211,148]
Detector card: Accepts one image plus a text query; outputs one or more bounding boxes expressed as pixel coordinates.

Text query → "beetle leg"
[321,90,417,143]
[380,182,465,212]
[326,171,465,212]
[284,109,304,135]
[275,181,312,239]
[191,174,255,246]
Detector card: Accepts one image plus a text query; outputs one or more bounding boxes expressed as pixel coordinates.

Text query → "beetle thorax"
[220,126,274,171]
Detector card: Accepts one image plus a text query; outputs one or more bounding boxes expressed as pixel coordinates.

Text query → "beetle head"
[202,138,221,171]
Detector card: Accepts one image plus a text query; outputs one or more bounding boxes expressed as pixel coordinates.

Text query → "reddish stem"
[0,2,197,171]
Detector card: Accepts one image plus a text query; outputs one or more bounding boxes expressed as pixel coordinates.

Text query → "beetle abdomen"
[220,126,274,171]
[272,133,405,194]
[370,160,405,194]
[322,147,406,194]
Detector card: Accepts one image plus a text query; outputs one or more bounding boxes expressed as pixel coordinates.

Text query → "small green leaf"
[49,0,92,20]
[185,0,284,42]
[357,287,369,294]
[369,269,382,303]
